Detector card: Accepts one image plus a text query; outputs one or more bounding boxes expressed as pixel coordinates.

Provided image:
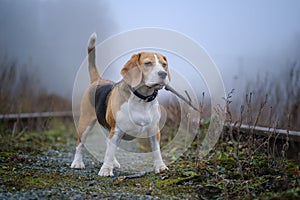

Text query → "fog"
[1,0,300,99]
[0,0,116,97]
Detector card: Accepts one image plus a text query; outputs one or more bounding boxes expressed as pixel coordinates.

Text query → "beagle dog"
[71,33,170,176]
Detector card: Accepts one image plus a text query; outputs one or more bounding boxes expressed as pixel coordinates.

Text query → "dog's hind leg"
[71,105,96,169]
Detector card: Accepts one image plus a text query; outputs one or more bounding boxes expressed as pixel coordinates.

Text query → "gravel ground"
[0,140,171,200]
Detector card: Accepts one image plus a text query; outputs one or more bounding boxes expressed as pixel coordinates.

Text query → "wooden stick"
[164,85,200,112]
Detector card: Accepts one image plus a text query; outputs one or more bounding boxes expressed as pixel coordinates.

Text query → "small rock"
[72,194,83,200]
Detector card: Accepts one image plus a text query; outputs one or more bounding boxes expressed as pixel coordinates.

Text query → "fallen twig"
[118,172,146,181]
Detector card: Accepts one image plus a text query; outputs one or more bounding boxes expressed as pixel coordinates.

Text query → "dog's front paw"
[98,164,114,176]
[71,159,85,169]
[154,163,168,173]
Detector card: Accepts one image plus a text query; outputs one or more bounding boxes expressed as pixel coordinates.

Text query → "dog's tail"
[87,33,101,83]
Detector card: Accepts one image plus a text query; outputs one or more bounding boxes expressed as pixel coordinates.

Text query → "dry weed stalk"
[249,94,269,156]
[225,89,244,177]
[281,114,290,157]
[195,92,205,169]
[244,63,300,129]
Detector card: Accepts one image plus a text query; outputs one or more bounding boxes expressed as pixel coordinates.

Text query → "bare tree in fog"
[0,58,72,114]
[241,35,300,129]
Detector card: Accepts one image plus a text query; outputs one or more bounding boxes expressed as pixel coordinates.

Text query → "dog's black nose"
[158,71,167,79]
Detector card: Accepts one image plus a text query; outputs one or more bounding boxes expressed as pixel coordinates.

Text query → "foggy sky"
[0,0,116,97]
[0,0,300,98]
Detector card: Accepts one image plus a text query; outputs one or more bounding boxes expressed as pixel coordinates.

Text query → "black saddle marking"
[94,83,114,129]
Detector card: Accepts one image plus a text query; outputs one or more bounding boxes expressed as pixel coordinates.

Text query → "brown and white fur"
[71,33,170,176]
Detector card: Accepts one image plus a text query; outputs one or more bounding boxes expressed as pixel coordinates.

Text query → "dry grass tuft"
[0,58,71,114]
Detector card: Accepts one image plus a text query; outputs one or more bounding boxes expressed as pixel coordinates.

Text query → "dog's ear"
[163,55,171,81]
[121,53,142,88]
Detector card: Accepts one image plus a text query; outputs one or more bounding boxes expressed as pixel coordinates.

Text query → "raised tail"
[87,33,101,83]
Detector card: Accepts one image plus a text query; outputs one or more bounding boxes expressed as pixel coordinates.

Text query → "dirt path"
[0,139,171,199]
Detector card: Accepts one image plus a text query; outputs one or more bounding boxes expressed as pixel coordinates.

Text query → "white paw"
[71,159,85,169]
[98,164,114,176]
[113,157,121,168]
[154,163,168,173]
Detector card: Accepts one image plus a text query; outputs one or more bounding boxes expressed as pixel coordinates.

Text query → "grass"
[0,119,299,199]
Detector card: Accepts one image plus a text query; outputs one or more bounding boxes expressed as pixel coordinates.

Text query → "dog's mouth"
[147,83,165,90]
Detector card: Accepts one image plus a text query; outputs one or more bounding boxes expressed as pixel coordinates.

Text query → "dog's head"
[121,52,170,89]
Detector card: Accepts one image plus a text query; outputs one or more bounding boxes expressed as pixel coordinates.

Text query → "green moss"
[219,157,235,170]
[228,171,242,179]
[260,187,300,199]
[0,151,14,156]
[156,175,196,187]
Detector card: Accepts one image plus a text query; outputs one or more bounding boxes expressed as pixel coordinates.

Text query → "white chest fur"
[116,94,161,138]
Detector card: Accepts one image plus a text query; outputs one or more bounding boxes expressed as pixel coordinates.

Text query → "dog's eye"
[144,61,152,66]
[162,63,167,68]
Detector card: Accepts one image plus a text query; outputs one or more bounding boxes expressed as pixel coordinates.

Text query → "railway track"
[228,123,300,142]
[0,111,73,120]
[0,111,74,131]
[1,111,299,140]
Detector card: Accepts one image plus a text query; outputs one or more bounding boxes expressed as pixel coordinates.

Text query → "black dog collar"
[129,86,158,102]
